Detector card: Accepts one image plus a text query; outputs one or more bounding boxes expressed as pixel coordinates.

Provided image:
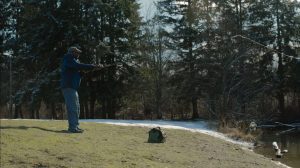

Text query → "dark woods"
[1,0,300,124]
[1,0,141,119]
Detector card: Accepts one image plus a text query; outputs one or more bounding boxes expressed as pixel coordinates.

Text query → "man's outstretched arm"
[65,57,96,70]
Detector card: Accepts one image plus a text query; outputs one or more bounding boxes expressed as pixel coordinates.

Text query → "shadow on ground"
[0,126,68,133]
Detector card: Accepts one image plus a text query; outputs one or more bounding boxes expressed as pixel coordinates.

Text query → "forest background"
[1,0,300,126]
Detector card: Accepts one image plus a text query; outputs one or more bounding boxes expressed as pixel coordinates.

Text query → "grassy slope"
[0,120,282,168]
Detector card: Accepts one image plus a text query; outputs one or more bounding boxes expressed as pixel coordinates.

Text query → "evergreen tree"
[157,0,210,119]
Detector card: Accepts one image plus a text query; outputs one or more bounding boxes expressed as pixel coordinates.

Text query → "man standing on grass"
[61,46,101,133]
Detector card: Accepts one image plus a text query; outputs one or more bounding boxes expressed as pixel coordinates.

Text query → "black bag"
[148,127,167,143]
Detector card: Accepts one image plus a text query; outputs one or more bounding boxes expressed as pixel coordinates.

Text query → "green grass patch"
[0,120,283,168]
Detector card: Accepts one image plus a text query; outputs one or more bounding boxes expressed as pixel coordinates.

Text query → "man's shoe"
[68,128,84,133]
[76,127,84,132]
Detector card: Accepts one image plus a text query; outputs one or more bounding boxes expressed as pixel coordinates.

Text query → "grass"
[0,119,283,168]
[219,127,257,142]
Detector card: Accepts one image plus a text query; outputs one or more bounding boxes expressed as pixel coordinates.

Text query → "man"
[61,46,101,133]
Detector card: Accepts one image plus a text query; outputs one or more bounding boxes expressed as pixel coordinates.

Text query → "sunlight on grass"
[0,120,285,168]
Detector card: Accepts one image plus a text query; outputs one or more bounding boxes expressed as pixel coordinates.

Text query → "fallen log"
[274,122,299,128]
[257,122,300,129]
[255,122,300,135]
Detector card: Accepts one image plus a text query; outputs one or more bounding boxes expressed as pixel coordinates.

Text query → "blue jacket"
[60,53,95,90]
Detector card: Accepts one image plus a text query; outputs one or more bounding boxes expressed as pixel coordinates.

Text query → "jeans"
[62,88,80,131]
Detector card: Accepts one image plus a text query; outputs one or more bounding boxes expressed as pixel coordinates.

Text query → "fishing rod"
[231,35,300,60]
[91,63,121,72]
[81,59,139,77]
[80,63,122,75]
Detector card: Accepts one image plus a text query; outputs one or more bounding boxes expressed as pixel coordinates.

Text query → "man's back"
[60,53,94,90]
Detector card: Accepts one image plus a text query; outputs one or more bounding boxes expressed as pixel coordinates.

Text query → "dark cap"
[68,46,82,54]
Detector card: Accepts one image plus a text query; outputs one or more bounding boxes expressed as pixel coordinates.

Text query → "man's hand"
[93,64,104,70]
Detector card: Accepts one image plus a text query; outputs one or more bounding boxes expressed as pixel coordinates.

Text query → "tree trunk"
[276,0,285,119]
[220,94,228,127]
[19,107,23,118]
[298,93,300,113]
[36,109,40,119]
[31,109,35,119]
[51,103,57,119]
[89,99,95,119]
[155,29,163,119]
[80,102,85,119]
[14,105,19,119]
[108,99,116,119]
[181,105,184,120]
[278,91,285,119]
[170,104,174,120]
[101,98,107,119]
[84,101,89,119]
[192,97,199,119]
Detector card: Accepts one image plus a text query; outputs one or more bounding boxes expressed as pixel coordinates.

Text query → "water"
[254,131,300,168]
